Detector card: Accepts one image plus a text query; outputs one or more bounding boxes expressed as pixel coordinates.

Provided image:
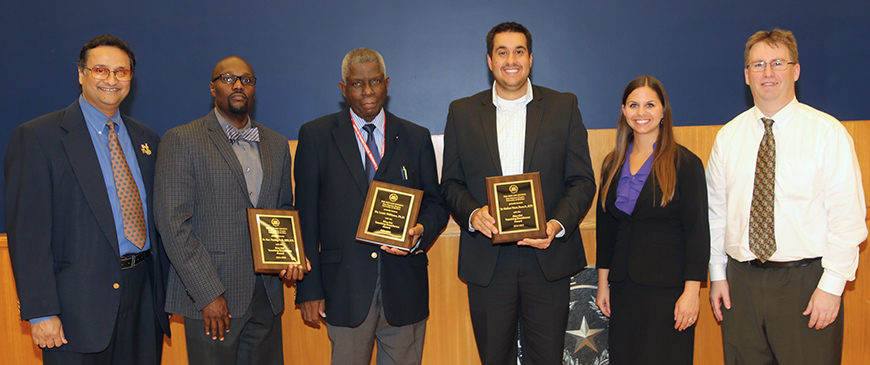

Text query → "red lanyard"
[351,115,384,171]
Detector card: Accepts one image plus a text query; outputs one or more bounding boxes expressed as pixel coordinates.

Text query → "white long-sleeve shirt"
[707,98,867,295]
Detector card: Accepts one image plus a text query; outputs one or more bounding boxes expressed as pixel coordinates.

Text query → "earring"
[660,118,664,125]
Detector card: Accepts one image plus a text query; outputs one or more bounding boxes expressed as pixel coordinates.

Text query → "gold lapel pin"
[140,143,152,155]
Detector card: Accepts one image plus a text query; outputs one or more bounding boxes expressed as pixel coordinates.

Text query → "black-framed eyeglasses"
[746,59,796,72]
[85,66,134,81]
[212,73,257,86]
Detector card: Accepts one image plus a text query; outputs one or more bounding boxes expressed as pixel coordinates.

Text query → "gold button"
[113,283,120,289]
[371,252,378,259]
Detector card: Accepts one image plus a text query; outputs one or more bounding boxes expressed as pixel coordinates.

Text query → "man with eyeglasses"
[294,48,448,364]
[154,56,304,365]
[5,34,170,364]
[707,28,866,364]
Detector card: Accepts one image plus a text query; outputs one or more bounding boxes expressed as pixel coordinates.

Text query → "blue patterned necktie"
[749,117,776,262]
[363,123,380,182]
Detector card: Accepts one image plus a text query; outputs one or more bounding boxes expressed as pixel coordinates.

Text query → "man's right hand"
[203,295,231,341]
[300,299,326,328]
[471,205,498,238]
[710,280,732,322]
[31,316,67,348]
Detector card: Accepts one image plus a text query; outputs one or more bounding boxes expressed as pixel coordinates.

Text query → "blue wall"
[2,0,868,227]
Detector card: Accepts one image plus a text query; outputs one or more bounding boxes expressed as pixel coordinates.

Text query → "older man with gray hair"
[294,48,448,364]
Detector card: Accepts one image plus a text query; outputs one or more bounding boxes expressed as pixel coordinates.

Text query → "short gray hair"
[341,48,386,82]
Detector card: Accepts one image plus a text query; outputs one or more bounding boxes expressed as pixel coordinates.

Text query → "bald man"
[155,56,303,365]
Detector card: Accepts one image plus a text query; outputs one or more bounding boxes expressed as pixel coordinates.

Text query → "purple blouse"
[614,144,654,214]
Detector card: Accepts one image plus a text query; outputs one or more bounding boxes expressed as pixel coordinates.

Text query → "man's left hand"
[518,221,560,249]
[803,288,841,330]
[381,223,424,256]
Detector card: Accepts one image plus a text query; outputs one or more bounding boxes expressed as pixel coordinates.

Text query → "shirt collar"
[752,97,798,129]
[350,108,385,132]
[79,94,122,131]
[491,79,534,111]
[214,107,252,131]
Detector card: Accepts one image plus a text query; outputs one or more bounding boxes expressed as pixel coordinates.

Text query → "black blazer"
[294,109,449,327]
[596,145,710,287]
[440,85,597,286]
[4,100,170,353]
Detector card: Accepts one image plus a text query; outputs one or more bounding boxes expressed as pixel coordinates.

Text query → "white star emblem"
[566,316,604,353]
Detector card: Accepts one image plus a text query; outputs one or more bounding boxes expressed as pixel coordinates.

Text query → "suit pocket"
[320,249,342,264]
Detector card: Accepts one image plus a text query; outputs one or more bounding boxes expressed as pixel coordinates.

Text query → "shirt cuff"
[817,270,847,296]
[709,263,727,282]
[29,315,55,325]
[549,219,565,238]
[467,208,481,232]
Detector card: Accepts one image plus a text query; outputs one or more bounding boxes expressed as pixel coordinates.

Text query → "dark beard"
[228,94,248,114]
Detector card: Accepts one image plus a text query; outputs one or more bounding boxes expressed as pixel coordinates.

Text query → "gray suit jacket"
[154,110,293,318]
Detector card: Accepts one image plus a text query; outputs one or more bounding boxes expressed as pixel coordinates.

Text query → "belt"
[120,250,151,270]
[747,257,820,269]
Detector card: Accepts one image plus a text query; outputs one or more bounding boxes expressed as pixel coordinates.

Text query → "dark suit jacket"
[596,145,710,287]
[154,110,293,318]
[440,86,597,286]
[4,100,170,353]
[294,109,448,327]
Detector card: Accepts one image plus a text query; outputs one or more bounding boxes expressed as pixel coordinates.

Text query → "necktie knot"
[225,125,260,143]
[362,123,376,136]
[761,117,775,129]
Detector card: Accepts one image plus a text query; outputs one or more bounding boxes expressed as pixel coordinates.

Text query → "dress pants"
[467,244,570,365]
[43,255,163,365]
[721,256,843,365]
[183,275,283,365]
[326,264,427,365]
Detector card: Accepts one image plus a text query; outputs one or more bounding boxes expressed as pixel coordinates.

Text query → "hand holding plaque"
[247,208,307,274]
[485,172,547,244]
[356,180,423,251]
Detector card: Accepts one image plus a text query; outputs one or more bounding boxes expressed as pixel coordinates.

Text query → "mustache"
[228,92,248,101]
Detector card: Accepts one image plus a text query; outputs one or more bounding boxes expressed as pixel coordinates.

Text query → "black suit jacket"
[294,109,449,327]
[440,85,597,286]
[595,145,710,287]
[4,100,170,353]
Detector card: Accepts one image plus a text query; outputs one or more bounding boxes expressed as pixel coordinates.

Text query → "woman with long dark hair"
[595,76,710,364]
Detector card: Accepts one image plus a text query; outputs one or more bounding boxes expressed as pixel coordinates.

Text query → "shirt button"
[371,252,378,259]
[246,168,251,172]
[242,147,246,151]
[249,192,253,196]
[113,283,120,289]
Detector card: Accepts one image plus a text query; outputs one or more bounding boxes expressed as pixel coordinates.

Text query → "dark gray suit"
[155,110,292,316]
[440,85,596,364]
[154,110,292,363]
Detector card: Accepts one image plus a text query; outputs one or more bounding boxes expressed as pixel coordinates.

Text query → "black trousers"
[467,244,569,365]
[183,275,283,365]
[43,256,163,365]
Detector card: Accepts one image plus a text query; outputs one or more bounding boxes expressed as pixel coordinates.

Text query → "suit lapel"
[375,112,400,182]
[332,110,370,196]
[254,120,275,209]
[60,101,119,254]
[204,111,251,204]
[523,86,544,172]
[477,94,503,176]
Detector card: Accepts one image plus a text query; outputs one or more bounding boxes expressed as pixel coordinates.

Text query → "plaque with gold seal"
[247,208,306,274]
[485,172,547,244]
[356,180,423,251]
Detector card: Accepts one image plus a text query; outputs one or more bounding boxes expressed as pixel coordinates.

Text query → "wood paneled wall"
[2,121,867,364]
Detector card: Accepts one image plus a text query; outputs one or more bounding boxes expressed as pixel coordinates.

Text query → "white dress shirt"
[707,98,867,295]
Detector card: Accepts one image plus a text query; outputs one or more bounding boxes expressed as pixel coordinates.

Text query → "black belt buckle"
[120,250,151,270]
